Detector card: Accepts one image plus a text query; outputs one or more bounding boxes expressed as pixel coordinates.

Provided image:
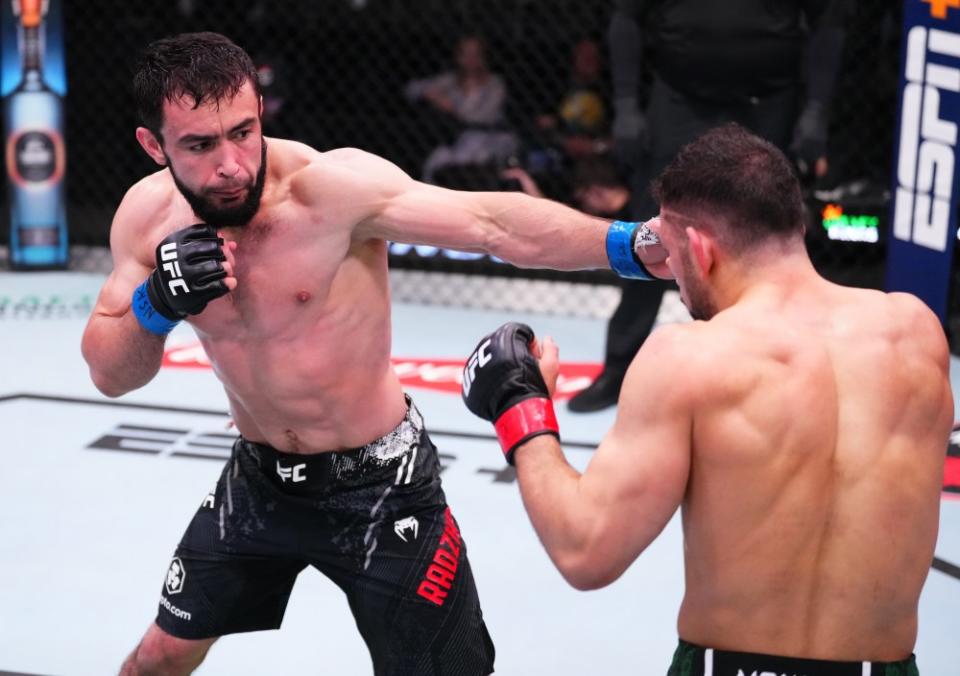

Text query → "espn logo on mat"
[892,22,960,252]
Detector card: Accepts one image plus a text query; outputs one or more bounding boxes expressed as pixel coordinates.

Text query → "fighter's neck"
[714,248,823,313]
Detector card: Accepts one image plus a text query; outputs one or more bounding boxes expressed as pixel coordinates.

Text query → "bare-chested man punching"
[462,124,953,675]
[80,32,668,676]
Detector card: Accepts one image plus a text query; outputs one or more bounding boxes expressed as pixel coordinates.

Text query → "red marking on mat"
[417,508,463,606]
[162,342,601,399]
[942,423,959,500]
[945,457,960,494]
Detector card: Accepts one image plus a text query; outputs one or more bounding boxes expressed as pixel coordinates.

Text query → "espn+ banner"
[886,0,960,322]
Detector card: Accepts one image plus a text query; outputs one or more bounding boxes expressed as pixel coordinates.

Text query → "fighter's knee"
[121,626,214,676]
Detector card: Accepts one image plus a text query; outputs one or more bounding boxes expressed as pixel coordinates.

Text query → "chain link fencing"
[0,0,955,343]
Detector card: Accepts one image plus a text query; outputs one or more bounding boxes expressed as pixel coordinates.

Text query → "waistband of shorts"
[672,639,918,676]
[237,395,425,492]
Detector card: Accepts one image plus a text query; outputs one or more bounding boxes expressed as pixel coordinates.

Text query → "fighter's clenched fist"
[462,322,560,464]
[132,223,232,335]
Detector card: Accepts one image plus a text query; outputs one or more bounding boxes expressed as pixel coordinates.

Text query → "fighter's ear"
[686,226,715,276]
[136,127,167,166]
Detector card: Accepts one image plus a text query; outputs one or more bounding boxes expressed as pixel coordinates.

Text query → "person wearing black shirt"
[569,0,849,412]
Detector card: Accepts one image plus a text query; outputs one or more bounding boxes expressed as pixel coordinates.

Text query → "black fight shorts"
[155,397,495,676]
[668,639,919,676]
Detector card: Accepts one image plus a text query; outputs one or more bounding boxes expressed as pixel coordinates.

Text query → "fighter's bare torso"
[132,139,407,452]
[675,281,951,660]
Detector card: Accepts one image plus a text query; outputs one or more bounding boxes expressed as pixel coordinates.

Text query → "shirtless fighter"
[80,32,668,675]
[462,124,954,675]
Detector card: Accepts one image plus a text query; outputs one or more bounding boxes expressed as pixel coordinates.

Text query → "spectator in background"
[534,38,611,162]
[252,52,290,134]
[404,34,517,185]
[569,0,849,412]
[503,154,629,221]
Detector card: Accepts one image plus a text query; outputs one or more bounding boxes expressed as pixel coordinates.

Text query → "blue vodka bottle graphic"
[3,0,67,268]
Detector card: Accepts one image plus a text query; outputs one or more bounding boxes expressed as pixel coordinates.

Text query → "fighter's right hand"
[131,224,230,336]
[461,322,560,465]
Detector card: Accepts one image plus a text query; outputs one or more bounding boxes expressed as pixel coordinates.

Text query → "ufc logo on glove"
[462,338,492,397]
[461,323,559,465]
[159,242,189,296]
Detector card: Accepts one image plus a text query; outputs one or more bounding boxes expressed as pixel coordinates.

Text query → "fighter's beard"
[168,139,267,228]
[679,247,718,321]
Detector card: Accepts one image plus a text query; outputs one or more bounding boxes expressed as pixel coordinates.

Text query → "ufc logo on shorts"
[159,242,190,296]
[276,461,306,483]
[461,338,492,398]
[893,26,960,252]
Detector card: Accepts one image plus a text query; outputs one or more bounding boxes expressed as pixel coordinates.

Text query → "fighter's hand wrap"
[606,219,659,280]
[132,224,229,336]
[462,322,559,464]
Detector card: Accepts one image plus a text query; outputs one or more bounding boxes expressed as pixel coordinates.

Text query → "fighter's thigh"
[346,499,494,675]
[156,459,306,638]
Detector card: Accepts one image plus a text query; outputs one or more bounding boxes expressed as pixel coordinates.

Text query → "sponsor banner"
[0,292,94,319]
[162,342,601,399]
[2,0,69,268]
[886,0,960,322]
[1,1,66,96]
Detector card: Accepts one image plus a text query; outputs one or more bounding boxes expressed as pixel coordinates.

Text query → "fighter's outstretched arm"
[319,148,670,278]
[461,322,692,590]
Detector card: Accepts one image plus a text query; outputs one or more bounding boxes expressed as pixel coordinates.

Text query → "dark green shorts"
[667,638,918,676]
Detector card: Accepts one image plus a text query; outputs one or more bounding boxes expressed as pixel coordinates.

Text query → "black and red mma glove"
[461,322,559,464]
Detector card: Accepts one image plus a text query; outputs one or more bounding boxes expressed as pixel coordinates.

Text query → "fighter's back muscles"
[676,289,953,658]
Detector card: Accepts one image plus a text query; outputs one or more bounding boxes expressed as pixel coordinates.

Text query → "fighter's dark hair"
[652,123,806,249]
[133,32,261,141]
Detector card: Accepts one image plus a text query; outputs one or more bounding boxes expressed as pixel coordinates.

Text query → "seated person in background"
[404,34,517,185]
[503,154,629,220]
[534,38,611,161]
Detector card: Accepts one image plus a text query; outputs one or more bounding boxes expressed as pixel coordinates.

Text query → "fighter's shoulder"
[632,321,710,374]
[652,314,765,378]
[621,321,714,408]
[110,170,179,250]
[288,146,410,206]
[886,290,938,323]
[847,287,939,336]
[115,171,174,226]
[885,291,949,361]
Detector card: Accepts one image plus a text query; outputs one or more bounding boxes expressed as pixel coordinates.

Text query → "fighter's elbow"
[553,549,623,591]
[82,347,134,398]
[88,368,130,399]
[81,339,119,397]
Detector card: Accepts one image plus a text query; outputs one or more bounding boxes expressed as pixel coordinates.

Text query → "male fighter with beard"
[461,124,953,675]
[80,32,669,676]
